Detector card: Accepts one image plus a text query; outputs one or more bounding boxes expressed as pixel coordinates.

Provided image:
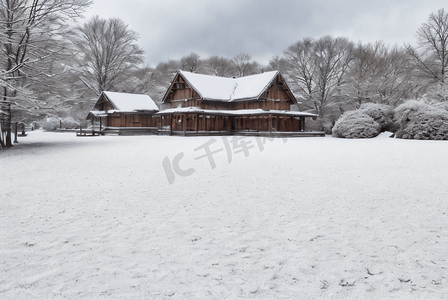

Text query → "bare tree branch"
[72,15,144,93]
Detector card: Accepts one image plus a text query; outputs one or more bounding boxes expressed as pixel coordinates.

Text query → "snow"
[157,106,318,117]
[180,71,279,101]
[87,111,108,117]
[103,91,159,112]
[1,131,448,299]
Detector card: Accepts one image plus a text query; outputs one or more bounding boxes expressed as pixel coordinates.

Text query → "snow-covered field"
[1,130,448,299]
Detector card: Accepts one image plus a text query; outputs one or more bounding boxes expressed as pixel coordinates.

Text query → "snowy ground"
[1,130,447,299]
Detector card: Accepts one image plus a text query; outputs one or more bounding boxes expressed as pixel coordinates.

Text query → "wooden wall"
[159,113,304,132]
[104,112,306,132]
[165,76,201,107]
[163,114,231,132]
[106,113,159,127]
[233,116,303,132]
[94,95,115,111]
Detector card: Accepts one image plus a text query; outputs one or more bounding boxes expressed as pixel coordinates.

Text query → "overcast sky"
[84,0,447,68]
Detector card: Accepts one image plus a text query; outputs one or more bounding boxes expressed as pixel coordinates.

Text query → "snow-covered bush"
[332,111,381,138]
[358,103,395,132]
[60,117,80,129]
[394,100,448,140]
[39,116,80,131]
[332,103,394,138]
[40,117,60,131]
[432,101,448,112]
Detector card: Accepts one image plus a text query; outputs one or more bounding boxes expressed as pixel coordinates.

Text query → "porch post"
[170,114,173,136]
[183,114,187,136]
[269,114,272,134]
[159,115,162,135]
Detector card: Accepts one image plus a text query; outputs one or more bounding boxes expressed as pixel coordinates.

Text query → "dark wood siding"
[163,114,305,132]
[107,113,159,127]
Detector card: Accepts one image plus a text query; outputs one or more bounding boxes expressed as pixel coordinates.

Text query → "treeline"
[1,2,448,137]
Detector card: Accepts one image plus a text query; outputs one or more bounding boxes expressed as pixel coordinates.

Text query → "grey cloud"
[85,0,448,67]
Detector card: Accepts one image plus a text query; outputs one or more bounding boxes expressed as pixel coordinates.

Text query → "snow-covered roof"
[87,111,108,118]
[174,71,281,102]
[157,107,318,117]
[103,91,159,112]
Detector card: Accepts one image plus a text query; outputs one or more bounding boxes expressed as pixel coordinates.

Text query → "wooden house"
[158,71,318,135]
[87,91,159,133]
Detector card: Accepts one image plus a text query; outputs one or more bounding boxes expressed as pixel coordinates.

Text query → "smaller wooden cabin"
[87,91,159,133]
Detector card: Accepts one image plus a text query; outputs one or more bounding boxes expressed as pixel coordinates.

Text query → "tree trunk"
[0,123,4,148]
[5,127,12,147]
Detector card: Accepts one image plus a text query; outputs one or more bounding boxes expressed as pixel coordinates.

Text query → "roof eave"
[178,71,204,100]
[278,72,298,104]
[161,72,179,104]
[162,71,204,104]
[254,71,279,100]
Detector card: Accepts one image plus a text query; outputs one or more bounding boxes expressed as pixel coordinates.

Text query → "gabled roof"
[163,71,296,103]
[99,91,159,112]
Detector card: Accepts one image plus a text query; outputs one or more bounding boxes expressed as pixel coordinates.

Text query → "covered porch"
[155,107,323,137]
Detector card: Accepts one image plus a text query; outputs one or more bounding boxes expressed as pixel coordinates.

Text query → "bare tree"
[155,60,181,78]
[313,36,353,115]
[0,0,91,147]
[347,42,384,106]
[264,55,288,74]
[231,52,259,77]
[203,56,234,77]
[152,60,181,107]
[180,52,200,73]
[283,38,319,111]
[347,42,415,107]
[73,15,144,94]
[283,36,353,117]
[407,8,448,96]
[375,46,415,106]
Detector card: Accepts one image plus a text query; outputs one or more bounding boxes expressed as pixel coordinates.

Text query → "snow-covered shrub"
[358,103,395,132]
[60,116,80,129]
[394,100,448,140]
[331,103,394,138]
[39,116,80,131]
[40,117,60,131]
[432,101,448,112]
[332,111,381,138]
